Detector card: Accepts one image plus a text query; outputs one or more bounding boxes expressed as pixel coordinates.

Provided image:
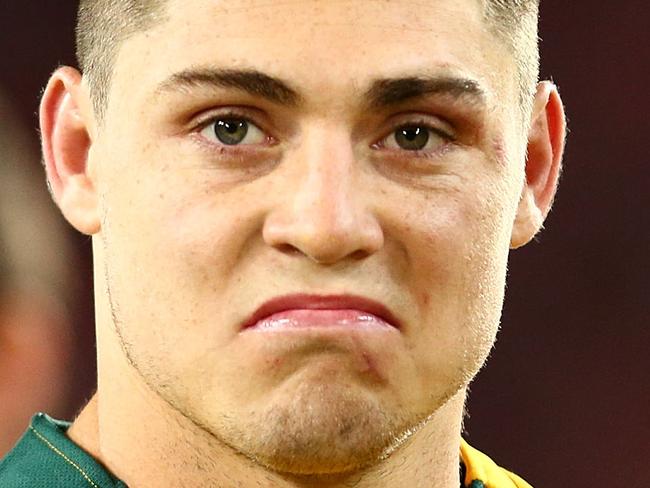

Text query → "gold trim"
[30,425,101,488]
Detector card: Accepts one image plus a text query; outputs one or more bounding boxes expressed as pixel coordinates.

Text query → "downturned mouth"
[241,294,401,331]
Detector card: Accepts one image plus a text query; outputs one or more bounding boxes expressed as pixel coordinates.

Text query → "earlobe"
[40,66,100,235]
[511,81,566,249]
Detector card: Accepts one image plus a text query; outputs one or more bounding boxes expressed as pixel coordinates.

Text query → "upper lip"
[241,294,402,330]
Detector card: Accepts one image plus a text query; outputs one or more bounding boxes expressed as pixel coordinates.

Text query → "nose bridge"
[298,123,356,223]
[263,122,384,263]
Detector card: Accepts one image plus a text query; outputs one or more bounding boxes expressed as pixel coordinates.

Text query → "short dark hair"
[76,0,540,121]
[76,0,167,119]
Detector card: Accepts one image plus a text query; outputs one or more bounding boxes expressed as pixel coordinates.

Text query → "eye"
[382,124,449,152]
[200,117,266,146]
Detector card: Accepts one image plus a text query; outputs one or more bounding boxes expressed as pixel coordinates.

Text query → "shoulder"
[461,440,534,488]
[0,413,125,488]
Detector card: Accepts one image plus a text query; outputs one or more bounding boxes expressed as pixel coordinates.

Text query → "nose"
[263,126,384,264]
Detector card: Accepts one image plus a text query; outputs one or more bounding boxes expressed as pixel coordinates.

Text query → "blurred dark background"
[0,1,648,486]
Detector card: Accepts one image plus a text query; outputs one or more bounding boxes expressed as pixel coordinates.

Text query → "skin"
[40,0,565,486]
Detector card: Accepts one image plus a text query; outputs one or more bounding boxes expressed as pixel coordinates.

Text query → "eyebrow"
[364,76,486,109]
[156,67,485,109]
[156,68,302,106]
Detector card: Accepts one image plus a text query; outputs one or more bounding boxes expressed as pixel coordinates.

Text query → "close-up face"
[85,0,530,475]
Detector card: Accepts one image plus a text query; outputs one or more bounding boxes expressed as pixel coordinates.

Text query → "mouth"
[240,294,401,332]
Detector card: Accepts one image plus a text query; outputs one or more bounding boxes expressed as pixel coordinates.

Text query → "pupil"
[215,119,248,145]
[396,126,429,150]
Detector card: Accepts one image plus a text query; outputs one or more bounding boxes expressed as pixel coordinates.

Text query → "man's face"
[93,0,526,474]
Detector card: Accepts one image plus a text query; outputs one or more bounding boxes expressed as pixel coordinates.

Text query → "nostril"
[350,249,371,261]
[271,243,369,264]
[275,243,302,256]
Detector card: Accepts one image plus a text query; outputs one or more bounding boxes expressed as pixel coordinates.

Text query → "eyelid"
[192,107,275,145]
[189,108,456,155]
[373,116,456,151]
[393,114,454,138]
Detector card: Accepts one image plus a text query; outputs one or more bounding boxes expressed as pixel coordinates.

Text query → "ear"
[40,66,100,235]
[510,81,566,249]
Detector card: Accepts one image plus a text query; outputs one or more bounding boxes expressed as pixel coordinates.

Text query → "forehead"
[110,0,514,112]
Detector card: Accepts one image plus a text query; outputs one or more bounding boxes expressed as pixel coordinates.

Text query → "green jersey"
[0,413,126,488]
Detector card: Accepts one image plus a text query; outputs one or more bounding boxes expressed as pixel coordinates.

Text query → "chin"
[211,380,427,476]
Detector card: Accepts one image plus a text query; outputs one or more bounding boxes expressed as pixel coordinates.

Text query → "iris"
[214,119,249,145]
[395,125,430,151]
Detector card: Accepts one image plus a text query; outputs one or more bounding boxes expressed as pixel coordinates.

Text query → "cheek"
[96,159,250,356]
[399,180,515,390]
[103,151,252,275]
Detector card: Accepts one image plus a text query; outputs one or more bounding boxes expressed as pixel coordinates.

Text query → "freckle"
[266,356,283,369]
[421,292,430,306]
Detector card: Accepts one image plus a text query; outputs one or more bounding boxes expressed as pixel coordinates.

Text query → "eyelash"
[194,109,275,147]
[375,119,455,154]
[193,111,455,156]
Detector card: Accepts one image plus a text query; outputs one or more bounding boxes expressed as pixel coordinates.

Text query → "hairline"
[78,0,539,126]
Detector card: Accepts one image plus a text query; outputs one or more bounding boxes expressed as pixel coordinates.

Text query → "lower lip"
[246,309,395,331]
